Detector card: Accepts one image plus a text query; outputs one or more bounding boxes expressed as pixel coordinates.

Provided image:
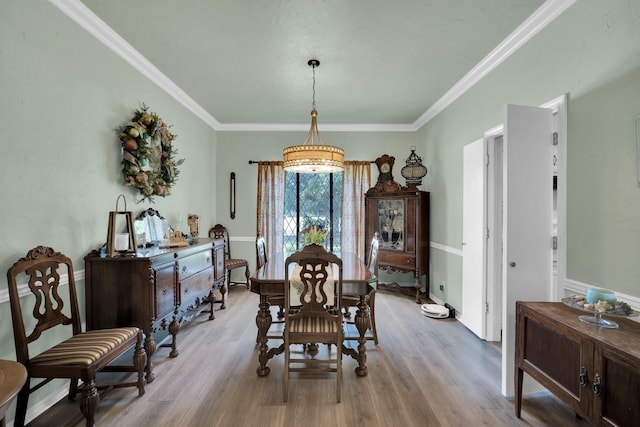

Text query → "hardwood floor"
[27,286,587,427]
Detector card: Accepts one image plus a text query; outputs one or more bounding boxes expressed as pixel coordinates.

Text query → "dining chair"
[209,224,250,289]
[283,243,343,403]
[6,246,146,427]
[255,232,267,269]
[343,232,380,344]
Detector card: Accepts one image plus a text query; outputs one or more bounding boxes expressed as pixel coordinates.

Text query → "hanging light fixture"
[283,59,344,173]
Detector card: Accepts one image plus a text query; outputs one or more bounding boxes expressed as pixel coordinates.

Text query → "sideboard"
[515,301,640,427]
[84,238,225,382]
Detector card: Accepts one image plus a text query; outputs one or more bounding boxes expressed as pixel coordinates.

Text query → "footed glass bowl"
[562,296,639,329]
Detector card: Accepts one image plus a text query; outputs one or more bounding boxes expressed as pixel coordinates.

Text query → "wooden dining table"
[0,360,27,427]
[250,251,375,377]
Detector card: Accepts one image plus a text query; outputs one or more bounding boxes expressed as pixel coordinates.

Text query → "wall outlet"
[439,281,445,291]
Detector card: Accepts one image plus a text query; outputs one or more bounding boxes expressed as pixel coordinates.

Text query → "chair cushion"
[225,258,248,269]
[289,317,340,334]
[30,327,139,367]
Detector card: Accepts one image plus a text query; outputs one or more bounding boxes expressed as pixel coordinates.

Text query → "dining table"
[0,359,27,427]
[250,251,375,377]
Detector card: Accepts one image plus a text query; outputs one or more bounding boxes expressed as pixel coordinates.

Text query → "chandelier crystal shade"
[283,59,344,173]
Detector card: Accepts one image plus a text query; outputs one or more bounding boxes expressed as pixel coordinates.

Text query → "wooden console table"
[515,301,640,427]
[85,238,225,382]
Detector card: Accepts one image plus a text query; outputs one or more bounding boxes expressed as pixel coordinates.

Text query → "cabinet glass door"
[377,199,404,251]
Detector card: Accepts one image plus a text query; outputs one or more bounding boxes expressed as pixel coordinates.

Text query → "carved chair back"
[285,243,343,321]
[256,232,267,269]
[209,224,232,260]
[7,246,82,364]
[367,232,380,276]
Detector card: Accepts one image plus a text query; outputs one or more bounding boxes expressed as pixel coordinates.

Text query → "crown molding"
[50,0,575,133]
[217,122,417,132]
[48,0,221,130]
[413,0,577,129]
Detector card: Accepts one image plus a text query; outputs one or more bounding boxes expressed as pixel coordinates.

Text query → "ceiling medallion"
[283,59,345,173]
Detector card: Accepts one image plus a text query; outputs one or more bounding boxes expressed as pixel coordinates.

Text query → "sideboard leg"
[515,367,523,418]
[168,314,180,358]
[143,330,156,383]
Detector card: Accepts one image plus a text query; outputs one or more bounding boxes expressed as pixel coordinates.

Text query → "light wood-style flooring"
[28,286,587,427]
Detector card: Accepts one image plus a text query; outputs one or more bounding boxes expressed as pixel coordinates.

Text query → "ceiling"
[66,0,569,131]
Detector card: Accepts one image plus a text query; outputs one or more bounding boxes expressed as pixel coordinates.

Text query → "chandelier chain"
[311,63,316,110]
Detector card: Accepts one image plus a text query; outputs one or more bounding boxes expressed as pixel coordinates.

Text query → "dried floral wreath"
[118,105,184,202]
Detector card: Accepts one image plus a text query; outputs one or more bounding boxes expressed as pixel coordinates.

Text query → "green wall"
[0,2,217,422]
[416,0,640,311]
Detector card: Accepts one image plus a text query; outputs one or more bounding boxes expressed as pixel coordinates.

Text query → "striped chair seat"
[31,327,140,367]
[289,316,342,334]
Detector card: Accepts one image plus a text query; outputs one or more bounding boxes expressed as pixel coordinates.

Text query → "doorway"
[460,95,567,397]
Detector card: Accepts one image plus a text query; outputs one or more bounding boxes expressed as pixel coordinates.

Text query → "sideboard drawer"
[179,267,214,305]
[155,263,176,318]
[177,251,213,280]
[379,252,416,269]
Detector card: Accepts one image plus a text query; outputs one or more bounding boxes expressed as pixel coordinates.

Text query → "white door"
[461,138,486,339]
[501,104,554,397]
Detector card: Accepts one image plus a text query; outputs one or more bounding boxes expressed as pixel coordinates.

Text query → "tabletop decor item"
[106,194,137,257]
[300,216,329,247]
[118,104,184,202]
[562,293,638,329]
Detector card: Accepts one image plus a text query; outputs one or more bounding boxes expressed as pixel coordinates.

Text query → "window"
[283,172,342,251]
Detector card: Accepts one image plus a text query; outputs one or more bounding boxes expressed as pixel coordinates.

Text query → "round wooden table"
[0,360,27,427]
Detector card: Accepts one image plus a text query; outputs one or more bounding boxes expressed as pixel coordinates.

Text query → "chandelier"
[283,59,344,173]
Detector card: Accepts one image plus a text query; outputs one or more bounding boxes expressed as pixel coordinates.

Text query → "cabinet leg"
[414,276,422,304]
[143,332,156,383]
[207,290,216,320]
[168,315,180,358]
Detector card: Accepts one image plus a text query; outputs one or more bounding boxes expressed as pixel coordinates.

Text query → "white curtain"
[341,161,372,260]
[256,161,285,259]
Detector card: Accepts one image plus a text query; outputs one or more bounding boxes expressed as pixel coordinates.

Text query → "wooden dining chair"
[209,224,250,289]
[283,243,343,403]
[343,232,380,344]
[255,232,267,269]
[6,246,146,427]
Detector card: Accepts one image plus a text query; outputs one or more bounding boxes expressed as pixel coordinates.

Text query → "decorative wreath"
[118,105,184,202]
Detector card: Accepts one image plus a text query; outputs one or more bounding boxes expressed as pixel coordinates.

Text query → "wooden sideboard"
[515,301,640,427]
[85,238,226,382]
[364,189,429,303]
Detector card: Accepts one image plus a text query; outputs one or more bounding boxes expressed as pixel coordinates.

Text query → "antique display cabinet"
[365,155,430,303]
